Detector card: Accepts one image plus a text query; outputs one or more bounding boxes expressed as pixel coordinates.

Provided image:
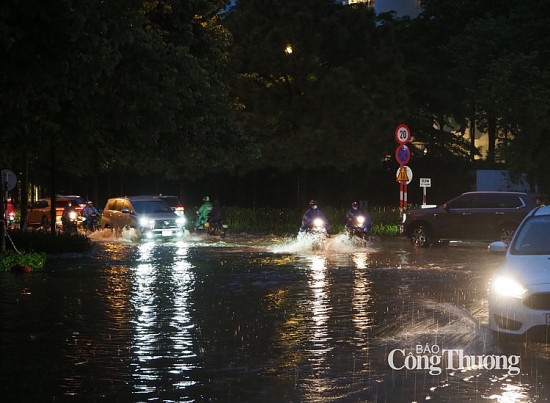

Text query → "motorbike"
[81,213,100,232]
[299,217,329,250]
[5,211,16,229]
[346,214,372,244]
[62,210,79,235]
[205,220,228,238]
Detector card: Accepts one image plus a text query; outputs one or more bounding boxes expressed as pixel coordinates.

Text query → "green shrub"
[0,251,47,271]
[225,205,401,236]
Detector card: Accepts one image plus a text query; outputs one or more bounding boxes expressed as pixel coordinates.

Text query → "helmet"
[309,199,317,206]
[352,201,358,208]
[203,196,210,202]
[87,201,93,205]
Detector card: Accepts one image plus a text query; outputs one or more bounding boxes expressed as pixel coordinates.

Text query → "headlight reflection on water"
[307,255,330,359]
[131,242,198,395]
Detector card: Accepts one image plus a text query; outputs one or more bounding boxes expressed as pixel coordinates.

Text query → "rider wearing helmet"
[300,200,329,232]
[345,201,372,236]
[82,201,100,231]
[196,196,213,229]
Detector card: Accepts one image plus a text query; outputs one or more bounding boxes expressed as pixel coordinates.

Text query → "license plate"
[162,230,172,236]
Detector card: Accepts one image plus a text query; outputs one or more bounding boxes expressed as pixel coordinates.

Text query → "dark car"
[403,191,538,247]
[157,195,185,217]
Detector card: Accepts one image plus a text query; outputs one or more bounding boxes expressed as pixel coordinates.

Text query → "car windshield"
[511,216,550,255]
[159,197,180,208]
[132,200,173,214]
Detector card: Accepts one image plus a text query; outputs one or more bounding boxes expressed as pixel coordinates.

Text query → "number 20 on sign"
[395,124,411,144]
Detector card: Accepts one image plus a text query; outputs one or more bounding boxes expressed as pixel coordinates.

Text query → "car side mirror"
[121,208,130,214]
[488,241,507,253]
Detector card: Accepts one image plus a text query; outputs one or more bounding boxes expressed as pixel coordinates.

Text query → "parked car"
[488,205,550,336]
[100,195,186,239]
[403,191,538,247]
[157,195,185,217]
[28,195,87,228]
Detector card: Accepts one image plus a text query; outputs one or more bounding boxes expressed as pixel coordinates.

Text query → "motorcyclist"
[345,201,372,236]
[300,200,329,232]
[196,196,213,229]
[208,199,226,226]
[61,201,77,234]
[82,201,100,231]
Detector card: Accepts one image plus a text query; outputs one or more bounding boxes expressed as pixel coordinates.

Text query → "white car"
[100,195,186,239]
[488,205,550,336]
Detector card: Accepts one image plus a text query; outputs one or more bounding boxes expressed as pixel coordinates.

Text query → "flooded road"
[1,233,549,402]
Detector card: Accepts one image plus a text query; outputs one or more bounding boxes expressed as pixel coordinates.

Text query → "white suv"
[100,196,186,239]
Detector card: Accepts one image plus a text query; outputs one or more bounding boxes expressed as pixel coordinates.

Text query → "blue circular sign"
[395,145,411,165]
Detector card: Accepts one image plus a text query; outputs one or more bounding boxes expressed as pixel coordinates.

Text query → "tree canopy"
[2,0,550,208]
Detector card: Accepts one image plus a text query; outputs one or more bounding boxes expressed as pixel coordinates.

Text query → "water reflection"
[130,241,198,397]
[306,255,330,368]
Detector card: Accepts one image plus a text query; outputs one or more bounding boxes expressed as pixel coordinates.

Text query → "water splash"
[269,232,373,254]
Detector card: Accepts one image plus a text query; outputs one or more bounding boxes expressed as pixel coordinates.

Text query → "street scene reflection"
[1,234,549,401]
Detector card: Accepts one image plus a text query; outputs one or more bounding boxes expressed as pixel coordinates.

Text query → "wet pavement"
[1,232,549,402]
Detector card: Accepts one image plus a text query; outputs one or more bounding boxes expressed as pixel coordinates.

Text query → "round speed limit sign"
[395,124,411,144]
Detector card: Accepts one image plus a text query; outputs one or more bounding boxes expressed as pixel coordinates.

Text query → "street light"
[284,43,293,55]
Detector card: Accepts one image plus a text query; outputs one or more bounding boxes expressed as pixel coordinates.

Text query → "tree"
[225,0,405,175]
[1,0,244,220]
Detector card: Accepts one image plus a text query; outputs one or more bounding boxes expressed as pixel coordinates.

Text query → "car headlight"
[492,276,527,299]
[139,217,154,228]
[176,217,186,226]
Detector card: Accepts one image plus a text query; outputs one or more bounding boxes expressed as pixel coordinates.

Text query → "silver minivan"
[100,195,186,239]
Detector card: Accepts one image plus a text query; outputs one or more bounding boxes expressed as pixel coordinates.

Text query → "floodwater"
[1,231,550,402]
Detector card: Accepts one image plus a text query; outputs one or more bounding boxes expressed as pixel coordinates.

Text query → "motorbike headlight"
[176,217,186,226]
[492,276,527,299]
[356,216,365,225]
[69,211,77,220]
[402,213,407,223]
[313,218,324,227]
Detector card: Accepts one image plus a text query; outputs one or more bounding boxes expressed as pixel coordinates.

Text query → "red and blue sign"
[395,144,411,165]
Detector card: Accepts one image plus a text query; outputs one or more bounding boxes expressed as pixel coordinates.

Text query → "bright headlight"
[69,211,77,220]
[313,218,324,227]
[356,216,365,225]
[176,217,186,226]
[139,217,154,228]
[492,276,527,299]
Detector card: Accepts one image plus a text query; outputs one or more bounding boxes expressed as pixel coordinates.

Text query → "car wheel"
[410,224,432,247]
[500,226,516,245]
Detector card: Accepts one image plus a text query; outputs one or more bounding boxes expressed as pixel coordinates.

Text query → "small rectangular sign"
[420,178,431,187]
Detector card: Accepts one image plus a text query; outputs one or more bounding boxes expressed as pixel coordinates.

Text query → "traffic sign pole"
[395,124,411,228]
